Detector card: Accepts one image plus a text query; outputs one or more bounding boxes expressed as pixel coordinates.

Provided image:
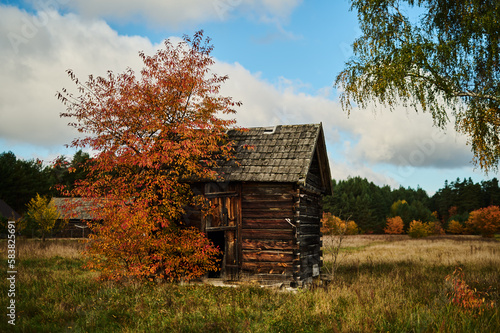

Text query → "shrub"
[447,220,465,234]
[321,213,359,235]
[407,220,431,238]
[427,221,445,235]
[465,206,500,237]
[445,267,495,314]
[384,216,404,234]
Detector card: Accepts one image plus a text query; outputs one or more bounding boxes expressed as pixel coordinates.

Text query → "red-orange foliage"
[465,205,500,238]
[57,31,241,281]
[384,216,404,234]
[445,267,495,314]
[321,212,359,235]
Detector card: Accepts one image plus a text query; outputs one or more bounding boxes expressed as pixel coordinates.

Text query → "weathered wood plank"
[296,215,320,225]
[242,183,295,196]
[298,235,321,246]
[300,225,320,234]
[242,250,296,262]
[242,229,295,240]
[242,262,298,274]
[242,201,292,210]
[241,239,298,251]
[243,218,295,229]
[242,209,293,218]
[242,193,294,202]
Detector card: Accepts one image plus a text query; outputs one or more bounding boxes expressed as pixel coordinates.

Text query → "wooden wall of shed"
[240,182,299,280]
[296,189,322,281]
[306,149,323,192]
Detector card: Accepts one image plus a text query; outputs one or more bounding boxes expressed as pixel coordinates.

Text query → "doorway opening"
[207,230,225,278]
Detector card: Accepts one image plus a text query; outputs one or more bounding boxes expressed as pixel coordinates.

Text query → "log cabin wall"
[240,182,299,281]
[296,188,322,281]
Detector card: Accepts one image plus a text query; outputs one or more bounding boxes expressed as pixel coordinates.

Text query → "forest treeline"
[323,176,500,233]
[0,151,90,214]
[1,150,500,234]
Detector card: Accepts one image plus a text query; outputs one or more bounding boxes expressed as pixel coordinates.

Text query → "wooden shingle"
[216,123,332,195]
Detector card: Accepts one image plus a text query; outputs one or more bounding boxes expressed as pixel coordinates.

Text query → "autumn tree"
[336,1,500,171]
[447,220,464,234]
[466,205,500,237]
[407,220,431,238]
[384,216,404,234]
[57,31,241,281]
[25,194,64,241]
[321,212,359,235]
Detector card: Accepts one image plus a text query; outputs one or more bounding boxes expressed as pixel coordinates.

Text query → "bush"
[447,220,465,234]
[321,213,359,235]
[427,221,445,235]
[407,220,432,238]
[466,206,500,237]
[384,216,404,234]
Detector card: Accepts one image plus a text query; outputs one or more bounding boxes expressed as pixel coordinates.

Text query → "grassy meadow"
[1,235,499,332]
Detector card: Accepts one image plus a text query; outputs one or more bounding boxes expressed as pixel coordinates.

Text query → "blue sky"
[0,0,495,195]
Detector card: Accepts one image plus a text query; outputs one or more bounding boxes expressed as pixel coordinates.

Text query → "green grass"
[0,236,499,332]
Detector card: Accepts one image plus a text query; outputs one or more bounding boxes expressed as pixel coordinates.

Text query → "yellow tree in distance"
[26,194,63,241]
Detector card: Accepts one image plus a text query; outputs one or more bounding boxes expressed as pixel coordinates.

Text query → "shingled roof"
[216,123,332,194]
[0,199,21,220]
[51,197,99,220]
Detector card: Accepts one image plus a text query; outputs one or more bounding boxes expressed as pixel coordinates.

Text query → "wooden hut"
[183,123,332,285]
[51,197,95,238]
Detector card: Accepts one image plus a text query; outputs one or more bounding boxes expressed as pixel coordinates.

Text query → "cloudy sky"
[0,0,495,194]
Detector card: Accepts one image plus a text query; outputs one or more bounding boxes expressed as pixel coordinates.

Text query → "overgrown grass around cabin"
[0,236,498,332]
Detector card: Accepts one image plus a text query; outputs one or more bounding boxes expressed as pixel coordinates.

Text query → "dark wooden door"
[204,183,240,279]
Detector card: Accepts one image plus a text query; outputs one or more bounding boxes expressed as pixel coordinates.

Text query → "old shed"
[184,123,332,285]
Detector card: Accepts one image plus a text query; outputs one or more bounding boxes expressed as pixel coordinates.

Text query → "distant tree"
[431,177,500,222]
[0,151,51,213]
[57,31,238,281]
[323,176,391,233]
[25,194,64,241]
[321,213,359,235]
[408,220,432,238]
[466,206,500,237]
[49,150,92,195]
[384,216,404,234]
[447,220,465,234]
[427,220,445,235]
[481,178,500,206]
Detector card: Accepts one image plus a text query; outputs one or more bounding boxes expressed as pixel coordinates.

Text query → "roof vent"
[263,126,276,134]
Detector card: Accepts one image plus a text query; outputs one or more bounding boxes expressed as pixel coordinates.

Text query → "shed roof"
[0,199,21,220]
[51,197,98,220]
[217,123,332,194]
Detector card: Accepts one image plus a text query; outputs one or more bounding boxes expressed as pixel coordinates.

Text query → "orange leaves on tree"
[58,31,239,281]
[447,220,465,234]
[384,216,404,234]
[465,205,500,238]
[321,212,359,235]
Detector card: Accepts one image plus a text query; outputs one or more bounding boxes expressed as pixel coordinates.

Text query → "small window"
[263,126,276,134]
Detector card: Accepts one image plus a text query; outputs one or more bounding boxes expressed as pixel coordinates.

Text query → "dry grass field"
[1,235,498,332]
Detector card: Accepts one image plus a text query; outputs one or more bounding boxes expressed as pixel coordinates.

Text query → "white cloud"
[345,106,472,168]
[50,0,302,29]
[0,6,159,149]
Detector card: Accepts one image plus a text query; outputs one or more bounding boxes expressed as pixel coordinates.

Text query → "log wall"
[184,181,324,284]
[296,189,323,281]
[240,182,299,280]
